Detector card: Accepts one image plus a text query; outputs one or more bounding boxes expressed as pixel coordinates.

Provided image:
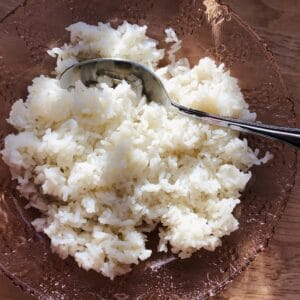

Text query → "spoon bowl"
[60,58,171,107]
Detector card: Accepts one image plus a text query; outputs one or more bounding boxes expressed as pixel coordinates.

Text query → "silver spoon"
[60,58,300,148]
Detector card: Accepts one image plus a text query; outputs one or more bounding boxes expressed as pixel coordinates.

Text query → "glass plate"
[0,0,297,299]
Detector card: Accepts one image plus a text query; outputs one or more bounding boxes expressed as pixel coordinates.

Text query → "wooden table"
[0,0,299,299]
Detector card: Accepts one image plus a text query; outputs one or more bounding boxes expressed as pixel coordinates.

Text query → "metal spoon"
[60,58,300,148]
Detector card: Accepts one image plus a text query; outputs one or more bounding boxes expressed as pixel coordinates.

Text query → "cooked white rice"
[1,22,271,279]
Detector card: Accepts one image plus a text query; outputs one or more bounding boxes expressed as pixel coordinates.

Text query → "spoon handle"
[172,103,300,149]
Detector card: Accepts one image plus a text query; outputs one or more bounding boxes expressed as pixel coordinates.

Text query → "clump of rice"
[1,22,271,279]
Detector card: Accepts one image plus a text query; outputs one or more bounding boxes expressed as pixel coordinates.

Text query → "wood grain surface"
[0,0,299,299]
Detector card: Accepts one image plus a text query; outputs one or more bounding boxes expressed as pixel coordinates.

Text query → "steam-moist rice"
[1,22,271,279]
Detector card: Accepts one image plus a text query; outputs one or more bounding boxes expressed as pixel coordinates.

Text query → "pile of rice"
[1,21,271,279]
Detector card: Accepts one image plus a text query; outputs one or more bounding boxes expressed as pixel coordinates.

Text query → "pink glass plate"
[0,0,297,299]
